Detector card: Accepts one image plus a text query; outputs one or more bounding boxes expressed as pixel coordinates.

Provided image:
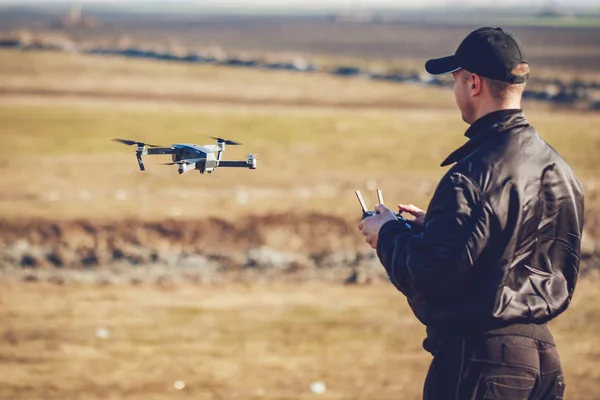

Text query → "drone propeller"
[112,138,162,148]
[209,136,242,145]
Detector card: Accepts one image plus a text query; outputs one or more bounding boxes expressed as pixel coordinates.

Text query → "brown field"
[0,48,599,236]
[1,12,600,400]
[1,279,600,400]
[0,48,598,240]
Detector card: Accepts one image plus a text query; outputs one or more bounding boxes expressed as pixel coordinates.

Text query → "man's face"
[452,69,476,124]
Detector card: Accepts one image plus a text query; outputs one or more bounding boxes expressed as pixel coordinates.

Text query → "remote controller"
[355,189,414,231]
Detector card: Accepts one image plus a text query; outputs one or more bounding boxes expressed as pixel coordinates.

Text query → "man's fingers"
[398,203,415,212]
[398,203,424,216]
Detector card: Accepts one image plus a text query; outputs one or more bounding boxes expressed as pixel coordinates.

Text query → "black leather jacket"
[377,109,584,344]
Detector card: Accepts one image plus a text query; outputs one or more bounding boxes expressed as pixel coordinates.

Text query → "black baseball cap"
[425,27,528,84]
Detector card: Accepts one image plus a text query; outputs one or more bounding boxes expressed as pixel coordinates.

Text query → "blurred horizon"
[1,0,599,15]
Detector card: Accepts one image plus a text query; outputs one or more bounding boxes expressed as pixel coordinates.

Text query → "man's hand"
[358,204,397,249]
[398,204,426,227]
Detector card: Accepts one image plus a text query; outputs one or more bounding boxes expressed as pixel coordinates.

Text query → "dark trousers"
[423,335,566,400]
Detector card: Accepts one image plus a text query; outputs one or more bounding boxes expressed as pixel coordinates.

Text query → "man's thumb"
[374,203,388,213]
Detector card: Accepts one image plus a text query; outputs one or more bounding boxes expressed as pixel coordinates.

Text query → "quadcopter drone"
[113,137,257,174]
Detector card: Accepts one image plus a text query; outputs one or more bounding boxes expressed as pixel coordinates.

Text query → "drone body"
[113,137,257,174]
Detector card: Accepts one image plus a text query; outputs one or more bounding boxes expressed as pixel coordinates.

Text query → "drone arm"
[218,160,257,169]
[217,161,247,167]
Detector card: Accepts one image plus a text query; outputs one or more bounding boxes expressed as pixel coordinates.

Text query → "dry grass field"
[0,49,599,232]
[1,278,600,400]
[1,15,600,399]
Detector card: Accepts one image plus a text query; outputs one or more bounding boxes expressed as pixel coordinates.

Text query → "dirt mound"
[1,212,358,248]
[1,214,598,285]
[0,213,366,269]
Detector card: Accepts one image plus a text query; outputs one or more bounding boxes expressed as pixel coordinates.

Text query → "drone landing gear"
[136,152,145,171]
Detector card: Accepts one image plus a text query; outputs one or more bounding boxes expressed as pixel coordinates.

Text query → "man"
[359,27,584,399]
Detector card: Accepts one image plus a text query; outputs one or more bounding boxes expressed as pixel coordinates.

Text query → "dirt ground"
[1,279,599,400]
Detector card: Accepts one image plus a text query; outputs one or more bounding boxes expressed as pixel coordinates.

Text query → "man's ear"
[470,74,482,96]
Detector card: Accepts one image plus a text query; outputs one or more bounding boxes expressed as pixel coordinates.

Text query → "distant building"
[328,12,386,24]
[53,1,100,29]
[67,1,81,25]
[537,0,574,18]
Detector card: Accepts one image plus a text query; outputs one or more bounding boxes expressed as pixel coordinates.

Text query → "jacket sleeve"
[376,172,491,299]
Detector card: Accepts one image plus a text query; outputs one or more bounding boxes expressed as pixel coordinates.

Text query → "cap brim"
[425,55,461,75]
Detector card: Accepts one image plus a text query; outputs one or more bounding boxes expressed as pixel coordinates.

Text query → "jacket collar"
[441,109,529,167]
